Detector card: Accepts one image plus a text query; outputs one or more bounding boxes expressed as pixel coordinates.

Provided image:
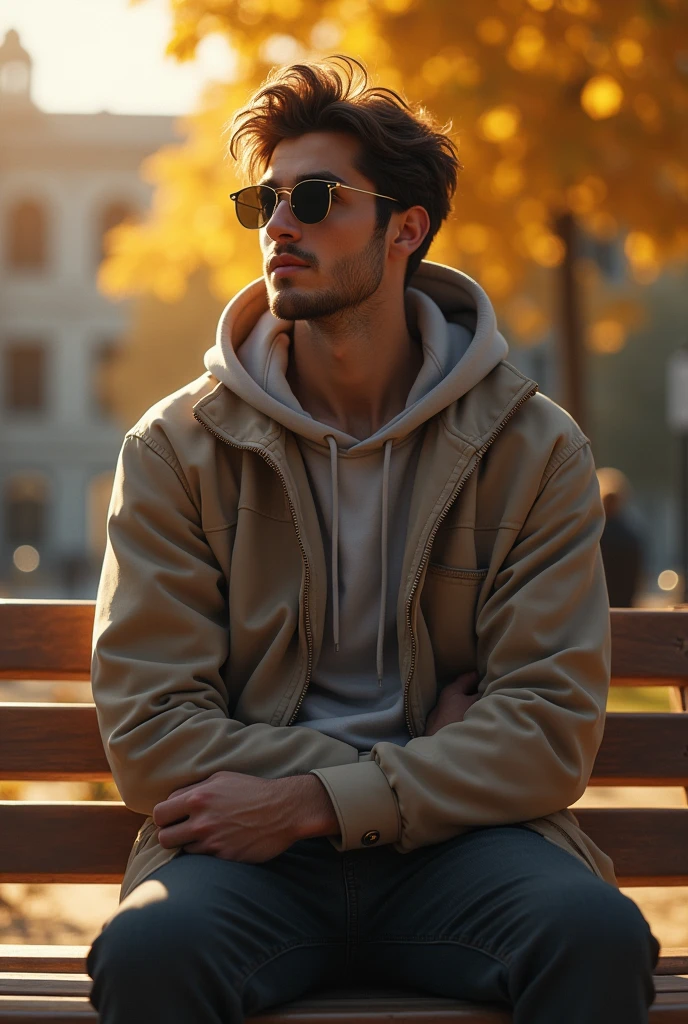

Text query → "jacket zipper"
[194,380,537,734]
[192,413,314,725]
[402,384,538,737]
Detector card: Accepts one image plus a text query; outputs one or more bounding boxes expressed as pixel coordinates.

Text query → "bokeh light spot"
[476,18,507,45]
[479,104,521,142]
[13,546,40,573]
[581,75,624,119]
[658,570,679,592]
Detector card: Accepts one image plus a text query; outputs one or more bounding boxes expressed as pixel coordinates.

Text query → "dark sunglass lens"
[235,186,275,228]
[291,180,331,224]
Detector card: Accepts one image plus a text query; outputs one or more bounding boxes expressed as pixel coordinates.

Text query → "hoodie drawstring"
[325,435,393,689]
[325,436,340,653]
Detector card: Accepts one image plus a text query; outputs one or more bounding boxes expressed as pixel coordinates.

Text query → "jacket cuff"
[310,760,401,852]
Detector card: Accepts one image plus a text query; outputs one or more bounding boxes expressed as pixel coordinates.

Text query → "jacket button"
[361,830,380,846]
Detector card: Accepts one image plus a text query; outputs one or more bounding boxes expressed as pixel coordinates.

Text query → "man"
[87,56,659,1024]
[597,467,646,607]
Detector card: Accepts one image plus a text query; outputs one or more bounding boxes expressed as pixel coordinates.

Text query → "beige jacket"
[92,291,615,904]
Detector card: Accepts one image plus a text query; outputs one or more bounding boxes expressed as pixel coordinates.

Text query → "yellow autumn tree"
[101,0,688,428]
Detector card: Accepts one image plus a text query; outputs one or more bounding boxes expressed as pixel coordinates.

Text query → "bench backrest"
[0,601,686,888]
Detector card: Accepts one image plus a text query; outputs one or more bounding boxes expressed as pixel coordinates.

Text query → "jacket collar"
[193,359,537,458]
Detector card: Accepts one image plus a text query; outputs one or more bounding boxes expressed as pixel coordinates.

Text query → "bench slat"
[0,995,96,1021]
[0,803,141,883]
[0,804,686,886]
[0,987,687,1024]
[0,948,684,979]
[1,705,687,786]
[575,808,688,885]
[3,601,688,685]
[0,952,88,976]
[611,609,688,679]
[0,706,110,781]
[0,977,91,998]
[591,713,688,785]
[0,602,93,682]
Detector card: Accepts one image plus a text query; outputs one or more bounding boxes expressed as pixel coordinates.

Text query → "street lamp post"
[666,347,688,601]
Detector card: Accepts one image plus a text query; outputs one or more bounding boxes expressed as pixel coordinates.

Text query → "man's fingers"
[153,794,193,827]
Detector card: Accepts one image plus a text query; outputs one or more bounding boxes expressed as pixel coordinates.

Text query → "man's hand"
[153,771,340,862]
[423,670,481,736]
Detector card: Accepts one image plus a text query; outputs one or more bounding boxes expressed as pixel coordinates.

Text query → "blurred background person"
[597,467,646,607]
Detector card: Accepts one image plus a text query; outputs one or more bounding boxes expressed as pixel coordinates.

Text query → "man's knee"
[87,876,221,983]
[530,878,659,972]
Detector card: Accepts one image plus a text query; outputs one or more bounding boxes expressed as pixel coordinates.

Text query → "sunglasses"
[229,178,401,229]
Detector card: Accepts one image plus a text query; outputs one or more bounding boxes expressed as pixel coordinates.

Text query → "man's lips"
[267,254,311,275]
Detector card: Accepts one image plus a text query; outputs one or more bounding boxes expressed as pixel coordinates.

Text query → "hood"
[204,260,509,687]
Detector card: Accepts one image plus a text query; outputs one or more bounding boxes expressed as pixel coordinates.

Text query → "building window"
[97,201,137,266]
[1,60,30,95]
[4,343,47,413]
[6,199,47,270]
[5,473,48,547]
[92,339,119,418]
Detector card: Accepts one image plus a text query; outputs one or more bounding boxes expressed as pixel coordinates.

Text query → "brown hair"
[226,56,461,282]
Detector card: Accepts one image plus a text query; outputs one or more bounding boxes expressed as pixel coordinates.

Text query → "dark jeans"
[87,825,660,1023]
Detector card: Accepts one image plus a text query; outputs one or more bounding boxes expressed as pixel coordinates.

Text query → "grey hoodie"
[204,261,509,751]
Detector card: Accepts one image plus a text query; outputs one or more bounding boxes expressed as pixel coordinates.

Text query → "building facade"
[0,29,178,597]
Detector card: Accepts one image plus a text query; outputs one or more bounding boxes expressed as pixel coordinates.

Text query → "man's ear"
[388,205,431,264]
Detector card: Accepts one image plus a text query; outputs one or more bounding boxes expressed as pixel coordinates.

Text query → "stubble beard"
[269,226,387,325]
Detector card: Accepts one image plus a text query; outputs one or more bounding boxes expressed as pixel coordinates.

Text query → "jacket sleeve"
[91,433,359,816]
[312,439,611,852]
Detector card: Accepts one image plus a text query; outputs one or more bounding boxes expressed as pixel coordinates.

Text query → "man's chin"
[269,285,331,322]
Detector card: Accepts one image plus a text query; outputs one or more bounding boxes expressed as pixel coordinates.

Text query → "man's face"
[258,132,393,321]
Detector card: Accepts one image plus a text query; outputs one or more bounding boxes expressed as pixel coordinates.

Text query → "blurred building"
[0,29,178,597]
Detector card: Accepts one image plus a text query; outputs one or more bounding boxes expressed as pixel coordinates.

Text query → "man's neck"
[286,290,424,442]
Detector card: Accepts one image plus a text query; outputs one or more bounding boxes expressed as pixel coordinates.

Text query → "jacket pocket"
[420,566,489,682]
[427,564,489,583]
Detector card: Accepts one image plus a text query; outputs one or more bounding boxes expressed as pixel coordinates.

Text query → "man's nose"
[264,195,302,242]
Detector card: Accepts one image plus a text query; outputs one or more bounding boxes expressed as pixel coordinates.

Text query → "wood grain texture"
[0,989,685,1024]
[0,705,110,781]
[2,601,688,684]
[611,609,688,680]
[0,996,96,1022]
[0,804,142,883]
[0,975,685,1022]
[0,804,687,886]
[576,808,688,885]
[0,978,91,998]
[0,704,686,785]
[0,952,88,976]
[590,714,688,785]
[0,602,94,681]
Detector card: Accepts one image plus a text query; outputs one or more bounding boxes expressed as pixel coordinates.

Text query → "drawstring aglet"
[377,675,383,689]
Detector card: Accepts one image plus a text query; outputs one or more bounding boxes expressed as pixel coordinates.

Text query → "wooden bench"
[0,599,687,1022]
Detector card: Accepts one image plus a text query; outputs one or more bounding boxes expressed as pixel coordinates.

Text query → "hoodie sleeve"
[91,433,359,817]
[311,439,610,852]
